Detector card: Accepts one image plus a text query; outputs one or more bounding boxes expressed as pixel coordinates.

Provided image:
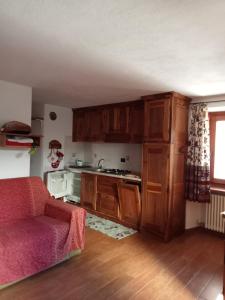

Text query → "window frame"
[209,111,225,187]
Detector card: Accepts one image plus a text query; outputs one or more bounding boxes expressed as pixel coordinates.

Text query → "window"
[209,112,225,187]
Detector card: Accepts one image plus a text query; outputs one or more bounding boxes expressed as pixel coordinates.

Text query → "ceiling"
[0,0,225,108]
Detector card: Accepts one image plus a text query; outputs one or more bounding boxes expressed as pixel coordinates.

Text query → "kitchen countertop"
[66,167,142,182]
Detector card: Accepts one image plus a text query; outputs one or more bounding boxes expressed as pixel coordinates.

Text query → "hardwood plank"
[0,228,223,300]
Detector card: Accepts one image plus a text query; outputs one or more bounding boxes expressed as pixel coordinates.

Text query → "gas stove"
[102,169,131,175]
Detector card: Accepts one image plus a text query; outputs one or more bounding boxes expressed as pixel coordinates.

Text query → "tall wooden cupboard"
[141,92,190,241]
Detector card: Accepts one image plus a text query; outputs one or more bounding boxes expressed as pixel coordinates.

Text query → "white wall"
[41,104,71,173]
[185,201,205,229]
[31,103,87,177]
[0,80,32,179]
[64,137,85,165]
[83,142,142,172]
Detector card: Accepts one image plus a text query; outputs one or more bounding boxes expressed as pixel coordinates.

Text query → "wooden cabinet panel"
[72,110,87,142]
[104,105,130,142]
[143,98,171,142]
[96,193,119,218]
[97,175,121,193]
[73,100,145,143]
[87,108,104,142]
[168,97,189,238]
[96,175,121,218]
[73,108,104,142]
[141,144,170,237]
[130,101,144,143]
[117,182,141,229]
[80,173,97,210]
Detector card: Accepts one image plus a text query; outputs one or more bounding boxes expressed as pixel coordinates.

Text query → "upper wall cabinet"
[129,101,144,143]
[73,108,104,142]
[73,100,144,143]
[87,108,104,142]
[104,104,130,142]
[72,92,189,145]
[72,110,87,142]
[142,93,171,143]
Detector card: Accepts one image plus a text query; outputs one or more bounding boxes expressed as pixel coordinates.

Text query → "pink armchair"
[0,176,86,288]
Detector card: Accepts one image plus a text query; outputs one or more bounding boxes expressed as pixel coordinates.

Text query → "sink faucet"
[97,158,104,169]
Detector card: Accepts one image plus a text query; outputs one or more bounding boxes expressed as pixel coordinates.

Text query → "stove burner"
[102,169,131,175]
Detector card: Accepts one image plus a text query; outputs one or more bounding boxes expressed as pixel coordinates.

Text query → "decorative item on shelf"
[28,146,37,155]
[0,121,31,134]
[0,121,42,150]
[48,140,64,169]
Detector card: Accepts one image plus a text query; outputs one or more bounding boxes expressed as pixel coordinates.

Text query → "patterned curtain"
[185,103,210,202]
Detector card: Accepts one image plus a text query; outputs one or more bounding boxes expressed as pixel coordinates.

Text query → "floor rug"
[86,213,137,240]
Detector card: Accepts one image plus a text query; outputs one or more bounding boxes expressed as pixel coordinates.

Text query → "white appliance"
[46,170,81,203]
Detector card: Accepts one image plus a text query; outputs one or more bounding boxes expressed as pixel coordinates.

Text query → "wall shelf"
[0,132,42,149]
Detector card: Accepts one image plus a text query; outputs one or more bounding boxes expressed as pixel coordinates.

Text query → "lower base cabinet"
[117,182,141,229]
[80,173,141,229]
[96,175,121,218]
[80,173,97,210]
[96,192,119,218]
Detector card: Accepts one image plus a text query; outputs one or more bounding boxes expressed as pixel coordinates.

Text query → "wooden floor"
[0,228,224,300]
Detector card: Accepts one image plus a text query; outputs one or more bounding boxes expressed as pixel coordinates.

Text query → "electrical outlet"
[72,153,76,158]
[121,157,126,163]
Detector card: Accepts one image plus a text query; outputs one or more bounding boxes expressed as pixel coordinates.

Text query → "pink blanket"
[0,177,86,285]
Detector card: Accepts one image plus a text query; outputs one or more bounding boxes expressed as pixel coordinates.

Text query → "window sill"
[210,186,225,196]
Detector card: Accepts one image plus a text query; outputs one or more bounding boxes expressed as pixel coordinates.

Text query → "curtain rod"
[191,99,225,105]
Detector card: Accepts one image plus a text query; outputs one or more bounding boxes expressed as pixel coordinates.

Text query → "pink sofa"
[0,176,86,288]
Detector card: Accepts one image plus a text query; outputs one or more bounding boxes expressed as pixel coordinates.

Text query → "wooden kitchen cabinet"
[143,93,171,142]
[73,108,103,142]
[129,100,144,143]
[104,104,130,142]
[72,110,87,141]
[96,176,121,218]
[141,144,170,237]
[80,172,142,227]
[117,182,141,229]
[87,108,104,141]
[141,92,190,241]
[73,100,145,143]
[80,173,97,210]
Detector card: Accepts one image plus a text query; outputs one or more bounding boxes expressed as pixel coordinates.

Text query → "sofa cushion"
[0,177,50,224]
[0,216,69,284]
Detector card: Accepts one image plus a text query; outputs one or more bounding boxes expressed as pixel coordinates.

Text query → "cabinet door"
[130,101,144,143]
[141,144,170,238]
[169,97,189,237]
[144,99,171,142]
[87,108,104,142]
[96,176,121,218]
[73,110,88,142]
[105,105,130,142]
[96,193,119,218]
[117,183,141,229]
[80,173,97,210]
[73,109,104,142]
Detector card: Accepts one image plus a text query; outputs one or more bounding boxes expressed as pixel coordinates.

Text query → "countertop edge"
[67,168,142,182]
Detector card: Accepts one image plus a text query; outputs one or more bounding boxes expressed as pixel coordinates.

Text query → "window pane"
[214,120,225,179]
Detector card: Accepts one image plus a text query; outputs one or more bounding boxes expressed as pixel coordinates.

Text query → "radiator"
[205,194,225,233]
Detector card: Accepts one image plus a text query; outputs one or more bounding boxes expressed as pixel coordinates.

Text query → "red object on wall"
[49,140,62,149]
[48,140,64,169]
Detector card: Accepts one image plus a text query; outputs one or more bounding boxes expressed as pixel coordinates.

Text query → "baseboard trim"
[185,226,225,239]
